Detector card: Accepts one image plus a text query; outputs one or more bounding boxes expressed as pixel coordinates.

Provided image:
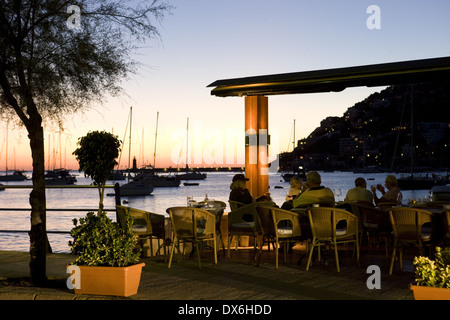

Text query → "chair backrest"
[255,206,276,237]
[378,202,398,211]
[270,207,302,238]
[229,200,246,211]
[388,207,433,241]
[116,205,153,235]
[148,212,166,239]
[307,207,358,239]
[351,203,390,231]
[116,205,129,228]
[444,210,450,237]
[227,201,276,233]
[166,207,216,239]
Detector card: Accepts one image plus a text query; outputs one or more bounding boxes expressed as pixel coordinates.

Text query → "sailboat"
[0,124,27,182]
[393,86,448,190]
[279,119,306,182]
[135,112,180,187]
[117,107,154,196]
[175,118,206,181]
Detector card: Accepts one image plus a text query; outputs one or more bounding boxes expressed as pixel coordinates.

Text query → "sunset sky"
[2,0,450,171]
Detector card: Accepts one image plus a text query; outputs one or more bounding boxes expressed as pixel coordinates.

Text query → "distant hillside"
[279,81,450,172]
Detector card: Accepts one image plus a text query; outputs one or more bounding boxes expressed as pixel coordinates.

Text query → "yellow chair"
[306,207,359,272]
[197,200,227,257]
[226,201,275,258]
[351,203,391,256]
[166,207,217,269]
[116,205,166,257]
[256,206,303,269]
[388,207,434,275]
[377,201,398,211]
[228,200,246,211]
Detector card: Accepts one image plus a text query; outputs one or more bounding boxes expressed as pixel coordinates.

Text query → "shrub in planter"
[411,247,450,300]
[69,212,141,267]
[67,212,144,296]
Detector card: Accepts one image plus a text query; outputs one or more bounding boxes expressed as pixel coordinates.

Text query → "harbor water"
[0,170,437,253]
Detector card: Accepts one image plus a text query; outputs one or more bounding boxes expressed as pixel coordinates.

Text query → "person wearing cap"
[229,174,271,204]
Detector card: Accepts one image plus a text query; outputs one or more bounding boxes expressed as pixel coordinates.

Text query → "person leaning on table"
[293,171,335,208]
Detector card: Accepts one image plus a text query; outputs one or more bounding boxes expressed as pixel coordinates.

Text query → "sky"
[2,0,450,171]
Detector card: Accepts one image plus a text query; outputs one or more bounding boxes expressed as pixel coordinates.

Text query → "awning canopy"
[208,56,450,97]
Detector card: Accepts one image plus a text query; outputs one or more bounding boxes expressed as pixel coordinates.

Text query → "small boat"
[108,170,126,181]
[119,181,154,196]
[134,171,180,187]
[176,171,207,180]
[397,173,448,190]
[183,182,199,186]
[430,185,450,202]
[0,170,28,181]
[45,169,76,185]
[0,183,5,191]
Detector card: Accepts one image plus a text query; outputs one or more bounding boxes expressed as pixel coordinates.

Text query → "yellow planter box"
[410,285,450,300]
[68,263,145,297]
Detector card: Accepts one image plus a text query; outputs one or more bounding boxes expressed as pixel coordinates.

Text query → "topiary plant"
[69,212,141,267]
[413,246,450,289]
[73,130,121,215]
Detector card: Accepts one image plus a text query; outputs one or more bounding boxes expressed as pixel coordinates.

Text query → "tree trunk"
[28,118,48,286]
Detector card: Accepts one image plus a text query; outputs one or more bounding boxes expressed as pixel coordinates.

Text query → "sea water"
[0,171,436,253]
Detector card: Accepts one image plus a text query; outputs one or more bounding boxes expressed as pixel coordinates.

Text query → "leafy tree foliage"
[0,0,172,285]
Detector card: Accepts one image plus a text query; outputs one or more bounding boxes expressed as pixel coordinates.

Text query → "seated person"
[370,175,403,206]
[344,177,374,206]
[293,171,335,208]
[286,177,303,201]
[229,174,271,204]
[281,177,303,210]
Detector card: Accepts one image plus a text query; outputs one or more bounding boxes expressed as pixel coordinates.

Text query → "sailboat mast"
[293,119,295,151]
[128,107,132,181]
[153,111,159,169]
[186,117,189,171]
[5,122,8,174]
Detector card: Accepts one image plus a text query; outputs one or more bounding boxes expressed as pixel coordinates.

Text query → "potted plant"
[410,246,450,300]
[67,131,144,297]
[67,212,144,297]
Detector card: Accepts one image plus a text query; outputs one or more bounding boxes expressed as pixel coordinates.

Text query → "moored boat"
[0,171,28,181]
[119,180,154,196]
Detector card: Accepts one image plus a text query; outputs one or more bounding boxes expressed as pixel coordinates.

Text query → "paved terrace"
[0,244,416,301]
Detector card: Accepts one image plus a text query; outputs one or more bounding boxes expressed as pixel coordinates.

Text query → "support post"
[245,96,269,199]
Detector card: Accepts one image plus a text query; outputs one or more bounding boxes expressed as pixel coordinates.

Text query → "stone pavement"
[0,245,416,301]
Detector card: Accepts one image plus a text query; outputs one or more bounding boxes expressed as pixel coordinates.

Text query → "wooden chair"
[116,205,166,257]
[166,207,217,269]
[255,206,303,269]
[388,207,434,275]
[226,201,275,258]
[306,207,359,272]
